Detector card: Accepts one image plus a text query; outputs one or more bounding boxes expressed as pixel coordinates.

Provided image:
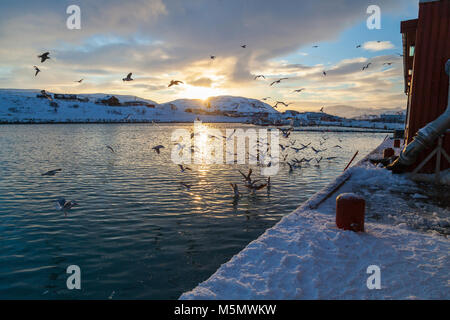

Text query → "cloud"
[363,41,395,52]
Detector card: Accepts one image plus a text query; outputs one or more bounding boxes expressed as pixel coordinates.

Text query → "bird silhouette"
[168,80,183,87]
[254,75,265,80]
[270,78,288,86]
[152,145,165,154]
[42,169,62,176]
[38,52,50,63]
[34,66,40,76]
[122,73,133,81]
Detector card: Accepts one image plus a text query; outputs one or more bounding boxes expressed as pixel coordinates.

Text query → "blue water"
[0,123,386,299]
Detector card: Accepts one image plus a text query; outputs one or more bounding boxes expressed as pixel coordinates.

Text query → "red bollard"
[336,193,365,232]
[383,148,395,158]
[393,139,401,148]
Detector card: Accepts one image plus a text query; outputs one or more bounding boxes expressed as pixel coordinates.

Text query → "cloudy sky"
[0,0,420,116]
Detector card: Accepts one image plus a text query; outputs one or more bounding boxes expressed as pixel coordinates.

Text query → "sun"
[181,85,225,100]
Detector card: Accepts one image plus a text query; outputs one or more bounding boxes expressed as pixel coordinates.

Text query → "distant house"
[96,96,121,106]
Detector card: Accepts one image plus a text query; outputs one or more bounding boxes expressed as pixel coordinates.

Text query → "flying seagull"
[178,165,192,173]
[122,73,133,81]
[34,66,40,76]
[312,45,319,48]
[362,63,372,71]
[106,145,115,153]
[241,45,247,49]
[270,78,288,86]
[152,145,165,154]
[323,71,327,76]
[383,62,393,66]
[356,44,362,48]
[293,88,305,93]
[38,52,50,63]
[320,107,324,113]
[55,198,78,211]
[210,55,216,60]
[168,80,183,87]
[254,75,265,80]
[75,79,84,83]
[273,101,291,108]
[42,169,62,176]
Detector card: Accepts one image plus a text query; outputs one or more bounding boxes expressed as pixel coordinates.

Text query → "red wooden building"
[400,0,450,173]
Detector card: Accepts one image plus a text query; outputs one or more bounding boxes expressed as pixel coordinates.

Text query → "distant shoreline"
[0,121,397,133]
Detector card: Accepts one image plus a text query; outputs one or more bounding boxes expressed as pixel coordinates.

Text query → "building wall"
[405,0,450,173]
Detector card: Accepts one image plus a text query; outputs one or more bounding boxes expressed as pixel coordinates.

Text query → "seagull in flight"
[180,182,193,190]
[273,101,291,109]
[362,63,372,71]
[178,165,192,173]
[34,66,41,76]
[323,71,327,76]
[38,52,51,63]
[152,145,165,154]
[55,198,78,211]
[254,75,265,80]
[75,79,84,83]
[106,145,115,153]
[42,169,62,176]
[356,44,362,48]
[261,97,271,101]
[241,45,247,49]
[311,147,327,154]
[312,45,319,48]
[123,73,133,81]
[210,55,216,60]
[320,107,324,113]
[383,62,393,66]
[168,80,183,87]
[270,78,288,86]
[293,88,305,93]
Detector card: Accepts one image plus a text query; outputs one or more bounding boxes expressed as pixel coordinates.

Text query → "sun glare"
[181,85,225,100]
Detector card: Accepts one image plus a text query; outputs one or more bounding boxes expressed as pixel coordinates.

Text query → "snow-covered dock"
[180,139,449,300]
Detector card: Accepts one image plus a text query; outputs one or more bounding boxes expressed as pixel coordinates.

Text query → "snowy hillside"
[0,89,278,123]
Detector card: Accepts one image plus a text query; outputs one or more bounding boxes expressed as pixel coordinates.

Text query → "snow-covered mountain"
[0,89,278,123]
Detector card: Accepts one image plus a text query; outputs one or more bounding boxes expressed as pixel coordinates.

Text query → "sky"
[0,0,420,116]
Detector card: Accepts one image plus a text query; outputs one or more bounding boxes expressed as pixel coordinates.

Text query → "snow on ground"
[180,139,449,300]
[0,89,275,123]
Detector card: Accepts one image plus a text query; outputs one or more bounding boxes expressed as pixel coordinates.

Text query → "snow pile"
[180,206,449,299]
[180,142,449,300]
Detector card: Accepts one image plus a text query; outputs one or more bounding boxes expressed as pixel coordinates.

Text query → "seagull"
[312,45,319,48]
[40,90,53,101]
[178,165,192,173]
[168,80,183,87]
[34,66,40,76]
[311,147,327,154]
[241,45,247,49]
[315,157,323,164]
[42,169,62,176]
[297,143,311,151]
[230,183,240,198]
[106,145,115,153]
[383,62,393,66]
[254,75,265,80]
[38,52,50,63]
[180,182,192,190]
[122,73,133,81]
[323,71,327,76]
[238,169,253,186]
[280,127,293,138]
[362,63,372,71]
[320,107,324,113]
[356,44,361,48]
[333,145,342,149]
[210,55,216,60]
[75,79,83,83]
[270,78,288,86]
[152,145,165,154]
[261,97,271,101]
[56,198,78,210]
[273,101,291,109]
[293,88,305,93]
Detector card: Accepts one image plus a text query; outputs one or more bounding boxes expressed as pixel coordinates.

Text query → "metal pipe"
[387,59,450,172]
